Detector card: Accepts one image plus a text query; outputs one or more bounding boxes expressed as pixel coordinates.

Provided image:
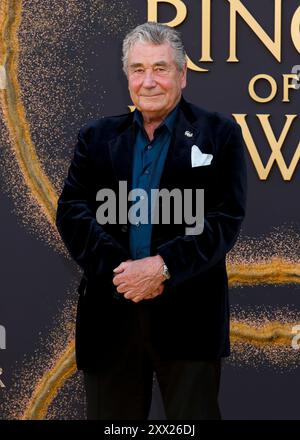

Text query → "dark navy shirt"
[129,104,179,260]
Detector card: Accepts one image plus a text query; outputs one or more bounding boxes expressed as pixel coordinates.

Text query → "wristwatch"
[162,263,171,280]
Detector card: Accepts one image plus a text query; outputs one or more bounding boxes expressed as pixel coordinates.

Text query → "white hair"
[122,22,187,76]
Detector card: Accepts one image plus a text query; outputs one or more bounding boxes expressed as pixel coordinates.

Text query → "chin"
[140,102,164,112]
[142,105,162,112]
[139,97,164,107]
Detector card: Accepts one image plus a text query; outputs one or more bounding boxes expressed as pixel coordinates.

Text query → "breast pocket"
[189,163,215,188]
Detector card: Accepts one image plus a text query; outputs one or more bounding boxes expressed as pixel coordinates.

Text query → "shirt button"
[136,221,140,227]
[144,170,149,175]
[147,144,152,150]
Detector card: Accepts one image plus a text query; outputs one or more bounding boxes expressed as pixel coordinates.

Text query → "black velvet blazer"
[56,97,247,370]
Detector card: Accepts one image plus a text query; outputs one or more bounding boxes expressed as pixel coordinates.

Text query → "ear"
[180,63,187,89]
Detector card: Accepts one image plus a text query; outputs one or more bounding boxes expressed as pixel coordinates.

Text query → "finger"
[113,260,132,274]
[112,274,122,285]
[116,283,128,293]
[140,292,155,301]
[144,284,164,300]
[112,272,127,285]
[113,265,126,274]
[124,289,135,299]
[127,290,147,302]
[132,295,144,303]
[157,284,164,294]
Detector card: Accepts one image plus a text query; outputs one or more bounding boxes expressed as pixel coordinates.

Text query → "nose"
[142,69,156,88]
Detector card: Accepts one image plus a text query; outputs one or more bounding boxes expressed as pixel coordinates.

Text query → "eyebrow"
[129,61,170,69]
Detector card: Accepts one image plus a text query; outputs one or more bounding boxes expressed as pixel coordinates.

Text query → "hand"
[142,283,165,301]
[112,255,165,303]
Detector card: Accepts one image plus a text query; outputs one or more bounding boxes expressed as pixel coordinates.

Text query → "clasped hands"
[112,255,166,303]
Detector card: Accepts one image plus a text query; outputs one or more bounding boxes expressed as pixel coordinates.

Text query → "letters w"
[234,114,300,180]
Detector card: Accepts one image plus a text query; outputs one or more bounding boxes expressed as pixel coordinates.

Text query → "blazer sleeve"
[157,121,247,289]
[55,126,131,281]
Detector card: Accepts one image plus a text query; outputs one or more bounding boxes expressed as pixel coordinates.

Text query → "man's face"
[127,42,187,118]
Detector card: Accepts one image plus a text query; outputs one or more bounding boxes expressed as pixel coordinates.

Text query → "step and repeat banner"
[0,0,300,419]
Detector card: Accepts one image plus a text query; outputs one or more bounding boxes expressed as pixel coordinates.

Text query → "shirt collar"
[133,102,179,134]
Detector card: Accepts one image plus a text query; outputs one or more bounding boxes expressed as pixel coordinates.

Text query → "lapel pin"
[184,130,193,138]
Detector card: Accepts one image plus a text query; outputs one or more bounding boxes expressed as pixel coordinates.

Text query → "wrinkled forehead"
[127,41,176,66]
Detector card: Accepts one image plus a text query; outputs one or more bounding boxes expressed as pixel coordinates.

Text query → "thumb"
[113,261,130,273]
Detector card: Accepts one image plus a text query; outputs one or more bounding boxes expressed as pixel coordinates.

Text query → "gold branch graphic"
[228,258,300,286]
[0,0,57,224]
[22,320,298,419]
[22,341,76,420]
[231,321,294,346]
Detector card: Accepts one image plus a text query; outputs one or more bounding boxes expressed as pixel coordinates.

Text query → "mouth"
[141,94,163,98]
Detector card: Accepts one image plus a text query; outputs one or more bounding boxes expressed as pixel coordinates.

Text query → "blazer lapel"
[159,105,200,188]
[108,119,136,191]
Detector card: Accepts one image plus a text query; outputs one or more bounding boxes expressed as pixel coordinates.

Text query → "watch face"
[163,264,170,279]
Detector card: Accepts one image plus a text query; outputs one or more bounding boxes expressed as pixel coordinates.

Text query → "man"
[56,22,247,420]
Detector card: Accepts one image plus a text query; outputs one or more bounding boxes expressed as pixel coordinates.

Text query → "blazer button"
[121,225,128,233]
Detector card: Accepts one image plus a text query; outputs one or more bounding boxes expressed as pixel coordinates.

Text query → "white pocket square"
[191,145,213,167]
